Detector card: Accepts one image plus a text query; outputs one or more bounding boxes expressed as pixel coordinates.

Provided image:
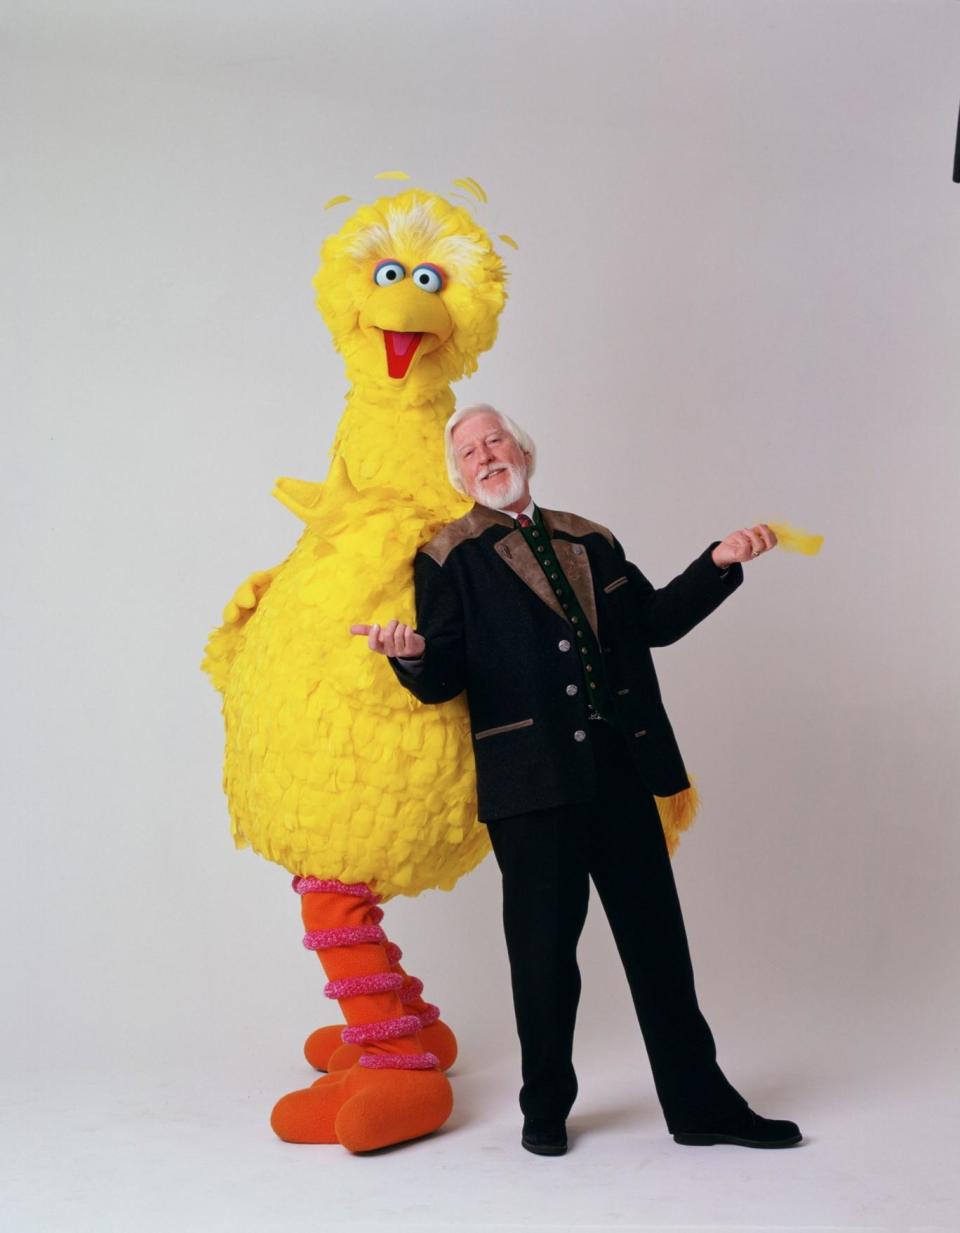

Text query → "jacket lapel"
[493,530,569,625]
[551,537,599,639]
[481,504,599,638]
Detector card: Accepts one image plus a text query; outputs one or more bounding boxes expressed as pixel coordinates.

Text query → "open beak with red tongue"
[360,279,453,381]
[383,330,423,380]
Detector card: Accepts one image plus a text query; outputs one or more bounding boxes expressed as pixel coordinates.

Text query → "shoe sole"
[673,1130,802,1149]
[522,1138,567,1156]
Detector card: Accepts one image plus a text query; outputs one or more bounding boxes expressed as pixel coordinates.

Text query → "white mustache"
[468,460,528,511]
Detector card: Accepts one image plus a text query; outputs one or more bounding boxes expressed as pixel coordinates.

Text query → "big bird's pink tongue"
[383,330,423,379]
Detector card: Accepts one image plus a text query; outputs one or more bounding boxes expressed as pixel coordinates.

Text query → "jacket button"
[572,545,583,555]
[566,684,578,696]
[573,729,587,742]
[634,729,647,737]
[558,639,571,651]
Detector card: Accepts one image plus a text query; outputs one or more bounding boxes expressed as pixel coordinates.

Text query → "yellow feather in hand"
[766,522,824,555]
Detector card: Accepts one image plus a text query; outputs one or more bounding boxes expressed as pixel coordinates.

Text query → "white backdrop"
[4,2,959,1231]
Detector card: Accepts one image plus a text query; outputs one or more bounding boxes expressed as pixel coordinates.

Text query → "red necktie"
[515,513,533,528]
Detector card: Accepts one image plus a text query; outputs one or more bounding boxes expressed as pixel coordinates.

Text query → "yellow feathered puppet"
[203,188,506,1152]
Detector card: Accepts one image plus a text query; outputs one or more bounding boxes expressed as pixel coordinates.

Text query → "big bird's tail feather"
[656,776,701,858]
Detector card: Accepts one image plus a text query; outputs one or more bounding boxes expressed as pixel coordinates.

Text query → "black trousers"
[485,719,748,1133]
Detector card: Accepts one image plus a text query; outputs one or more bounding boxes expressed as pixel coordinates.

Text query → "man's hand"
[712,524,778,568]
[350,620,426,660]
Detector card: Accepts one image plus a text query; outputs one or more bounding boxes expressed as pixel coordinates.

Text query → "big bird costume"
[203,184,823,1154]
[204,186,505,1152]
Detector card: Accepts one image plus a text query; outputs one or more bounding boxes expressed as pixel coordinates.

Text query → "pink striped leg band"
[303,925,386,951]
[417,1003,442,1028]
[292,876,381,902]
[324,973,405,999]
[359,1052,440,1070]
[397,977,442,1026]
[341,1014,422,1046]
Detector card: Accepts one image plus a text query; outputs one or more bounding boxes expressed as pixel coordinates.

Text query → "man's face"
[452,411,531,509]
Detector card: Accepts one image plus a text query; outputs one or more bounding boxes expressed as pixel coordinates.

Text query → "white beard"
[469,462,528,511]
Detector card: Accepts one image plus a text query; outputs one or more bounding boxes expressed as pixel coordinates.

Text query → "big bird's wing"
[200,462,344,694]
[202,562,289,692]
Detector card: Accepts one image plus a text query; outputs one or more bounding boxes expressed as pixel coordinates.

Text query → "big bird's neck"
[331,382,467,514]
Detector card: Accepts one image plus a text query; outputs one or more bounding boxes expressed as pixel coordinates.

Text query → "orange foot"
[271,1064,453,1152]
[304,1019,458,1073]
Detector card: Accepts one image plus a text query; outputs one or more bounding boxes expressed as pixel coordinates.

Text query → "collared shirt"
[495,498,536,522]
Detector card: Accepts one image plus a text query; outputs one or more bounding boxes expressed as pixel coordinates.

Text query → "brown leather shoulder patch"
[541,508,615,546]
[420,504,512,566]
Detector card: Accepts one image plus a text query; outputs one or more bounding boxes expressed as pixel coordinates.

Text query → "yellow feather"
[452,177,488,204]
[655,776,701,857]
[766,521,825,555]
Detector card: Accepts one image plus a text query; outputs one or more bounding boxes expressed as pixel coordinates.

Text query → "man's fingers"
[752,526,771,554]
[735,530,754,561]
[380,618,400,657]
[398,624,422,657]
[350,619,419,655]
[721,525,778,563]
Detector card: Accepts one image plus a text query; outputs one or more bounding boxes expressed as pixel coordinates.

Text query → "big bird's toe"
[303,1024,344,1072]
[419,1020,458,1071]
[334,1066,453,1153]
[270,1071,349,1143]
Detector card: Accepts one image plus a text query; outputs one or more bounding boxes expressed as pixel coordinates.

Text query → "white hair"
[444,403,537,495]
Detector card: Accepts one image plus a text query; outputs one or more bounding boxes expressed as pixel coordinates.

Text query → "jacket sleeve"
[617,538,744,647]
[388,552,467,704]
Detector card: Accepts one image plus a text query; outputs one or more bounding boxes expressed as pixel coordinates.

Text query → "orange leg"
[270,878,453,1152]
[303,937,458,1073]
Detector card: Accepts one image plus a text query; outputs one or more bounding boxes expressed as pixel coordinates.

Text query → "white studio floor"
[3,1028,955,1233]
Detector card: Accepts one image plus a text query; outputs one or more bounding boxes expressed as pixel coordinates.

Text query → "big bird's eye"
[373,261,405,286]
[411,264,444,293]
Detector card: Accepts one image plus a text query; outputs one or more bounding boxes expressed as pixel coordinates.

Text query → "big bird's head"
[314,189,507,400]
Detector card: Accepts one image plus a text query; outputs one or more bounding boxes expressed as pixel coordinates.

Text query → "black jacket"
[390,504,743,822]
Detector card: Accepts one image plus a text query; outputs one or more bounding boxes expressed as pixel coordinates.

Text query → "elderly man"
[352,403,801,1156]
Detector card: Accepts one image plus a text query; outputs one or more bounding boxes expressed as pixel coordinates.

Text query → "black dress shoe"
[521,1118,568,1156]
[673,1107,802,1149]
